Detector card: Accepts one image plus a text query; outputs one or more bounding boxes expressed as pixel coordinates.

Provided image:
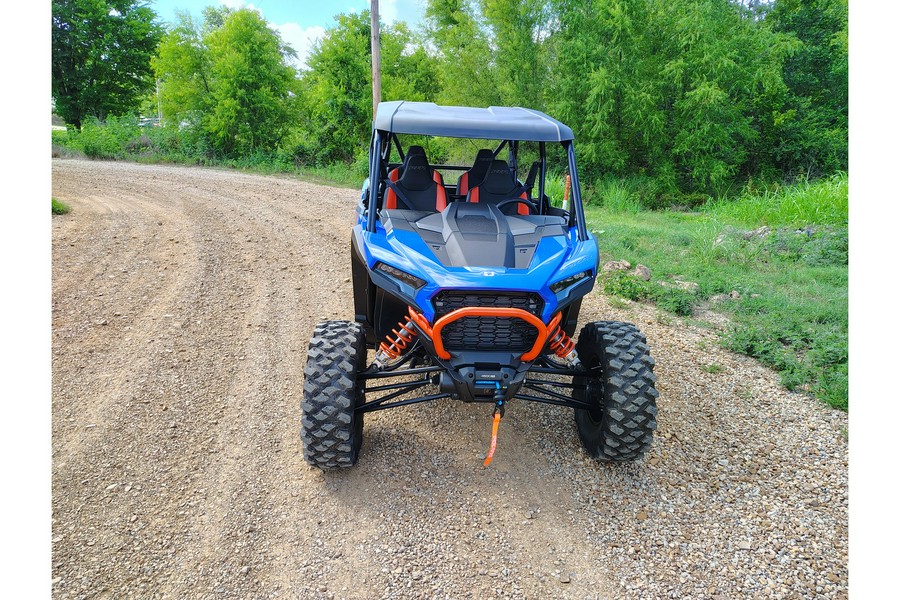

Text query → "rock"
[710,290,742,303]
[660,280,699,292]
[560,573,571,583]
[738,541,752,550]
[742,226,771,240]
[631,264,652,281]
[241,566,250,575]
[637,511,649,521]
[602,259,631,273]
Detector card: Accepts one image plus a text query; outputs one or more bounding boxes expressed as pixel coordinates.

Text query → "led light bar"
[549,269,592,294]
[375,262,427,290]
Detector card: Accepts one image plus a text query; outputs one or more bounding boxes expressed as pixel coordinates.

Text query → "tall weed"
[704,172,848,227]
[596,179,642,213]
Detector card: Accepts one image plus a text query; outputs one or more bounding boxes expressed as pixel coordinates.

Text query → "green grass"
[703,172,848,228]
[587,175,848,409]
[52,198,70,215]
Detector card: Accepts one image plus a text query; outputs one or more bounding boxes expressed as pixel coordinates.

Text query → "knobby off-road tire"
[301,320,366,470]
[573,321,659,461]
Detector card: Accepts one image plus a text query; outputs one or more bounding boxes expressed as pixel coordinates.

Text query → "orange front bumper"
[408,306,561,362]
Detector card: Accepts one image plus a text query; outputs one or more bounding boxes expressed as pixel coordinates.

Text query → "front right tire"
[573,321,659,461]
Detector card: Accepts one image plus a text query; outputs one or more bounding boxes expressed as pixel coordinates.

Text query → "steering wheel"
[495,197,538,215]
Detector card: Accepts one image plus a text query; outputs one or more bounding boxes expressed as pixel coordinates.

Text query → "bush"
[651,286,694,316]
[601,271,652,301]
[79,115,141,159]
[52,198,70,215]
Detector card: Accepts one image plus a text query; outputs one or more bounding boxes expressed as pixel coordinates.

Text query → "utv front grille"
[432,291,544,352]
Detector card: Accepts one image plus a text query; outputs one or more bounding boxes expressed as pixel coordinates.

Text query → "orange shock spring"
[547,320,576,359]
[378,316,418,359]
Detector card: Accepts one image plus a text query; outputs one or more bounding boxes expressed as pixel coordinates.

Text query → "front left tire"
[301,320,366,470]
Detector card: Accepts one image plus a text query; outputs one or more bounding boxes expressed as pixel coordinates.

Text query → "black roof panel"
[374,101,574,142]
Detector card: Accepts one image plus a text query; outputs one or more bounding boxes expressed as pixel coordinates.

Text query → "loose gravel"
[52,159,848,599]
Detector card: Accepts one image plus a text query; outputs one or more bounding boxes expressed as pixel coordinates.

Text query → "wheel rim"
[583,377,604,423]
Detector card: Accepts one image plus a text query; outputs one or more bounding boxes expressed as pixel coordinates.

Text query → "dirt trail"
[52,159,847,599]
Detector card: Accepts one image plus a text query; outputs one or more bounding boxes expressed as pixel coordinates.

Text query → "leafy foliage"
[766,0,848,177]
[297,11,440,164]
[52,0,163,128]
[78,116,141,158]
[52,0,847,196]
[548,0,796,193]
[152,8,298,157]
[52,198,71,215]
[423,0,499,106]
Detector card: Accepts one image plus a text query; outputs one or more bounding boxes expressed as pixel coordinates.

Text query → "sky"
[149,0,427,69]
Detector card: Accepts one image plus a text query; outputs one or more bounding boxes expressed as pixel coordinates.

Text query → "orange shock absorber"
[375,315,418,366]
[546,314,581,368]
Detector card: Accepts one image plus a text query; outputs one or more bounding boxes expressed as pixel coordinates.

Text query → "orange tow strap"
[483,411,502,467]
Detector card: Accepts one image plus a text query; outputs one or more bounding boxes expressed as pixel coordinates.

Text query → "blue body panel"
[355,208,598,323]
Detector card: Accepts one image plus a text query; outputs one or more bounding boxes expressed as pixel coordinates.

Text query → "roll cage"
[362,101,590,242]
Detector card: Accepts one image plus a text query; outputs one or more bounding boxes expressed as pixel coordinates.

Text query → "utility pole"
[370,0,382,120]
[156,78,162,124]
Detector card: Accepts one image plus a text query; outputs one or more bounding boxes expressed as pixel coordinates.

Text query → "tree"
[423,0,498,107]
[298,11,440,164]
[52,0,163,128]
[151,12,209,127]
[152,8,298,156]
[480,0,551,108]
[547,0,792,192]
[767,0,848,176]
[204,10,298,154]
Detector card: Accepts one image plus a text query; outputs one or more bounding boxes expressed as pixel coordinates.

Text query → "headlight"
[550,269,592,294]
[374,262,427,290]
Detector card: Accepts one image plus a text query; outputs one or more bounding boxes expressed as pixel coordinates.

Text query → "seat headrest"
[398,153,434,191]
[402,146,426,167]
[465,149,494,185]
[482,159,517,195]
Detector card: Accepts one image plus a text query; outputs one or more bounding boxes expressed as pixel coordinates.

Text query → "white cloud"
[273,22,326,71]
[220,1,262,15]
[381,0,399,24]
[215,1,323,71]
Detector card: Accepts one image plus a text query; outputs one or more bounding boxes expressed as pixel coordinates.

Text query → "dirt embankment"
[52,159,847,599]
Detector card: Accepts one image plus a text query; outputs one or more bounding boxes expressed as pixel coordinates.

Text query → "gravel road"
[51,159,848,599]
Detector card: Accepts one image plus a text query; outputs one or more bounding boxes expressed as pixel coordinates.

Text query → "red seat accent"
[384,153,447,212]
[385,146,426,209]
[385,168,401,209]
[457,149,495,197]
